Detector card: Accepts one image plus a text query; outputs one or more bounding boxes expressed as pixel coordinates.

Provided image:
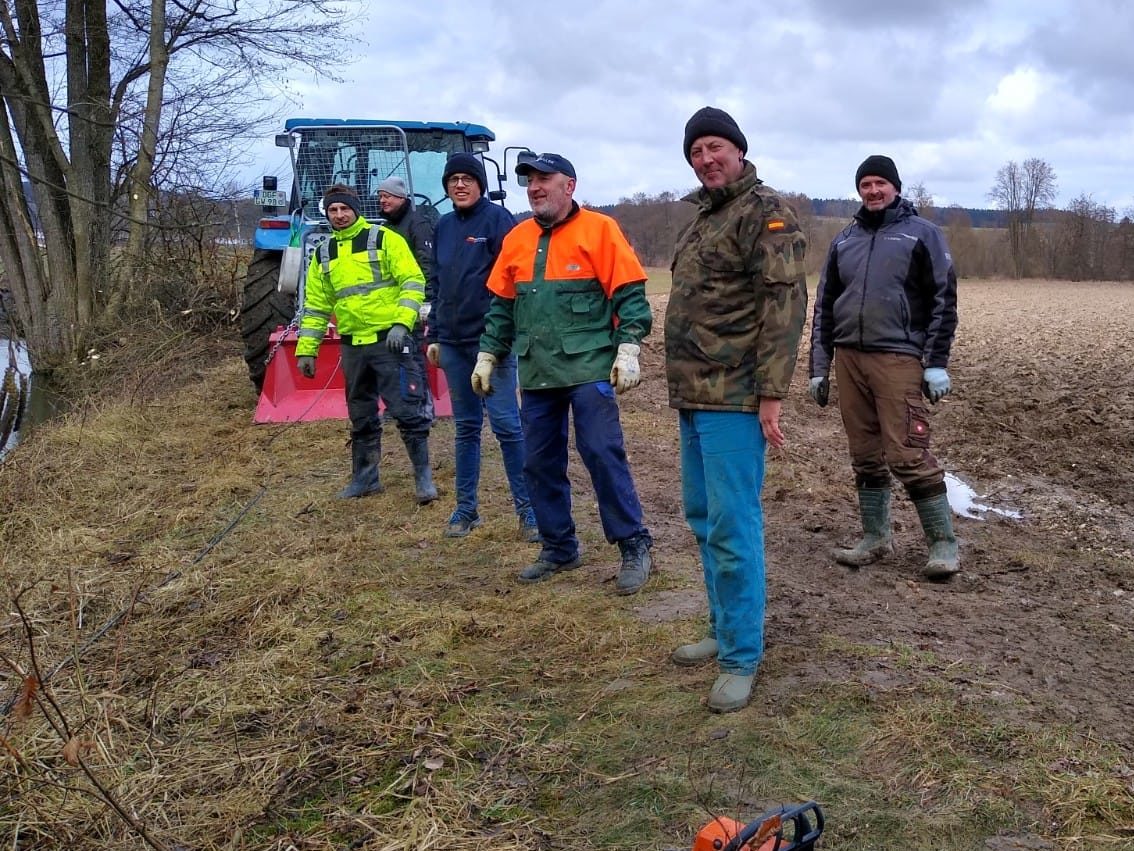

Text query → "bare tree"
[0,0,352,374]
[988,158,1058,278]
[906,181,934,217]
[1056,194,1115,281]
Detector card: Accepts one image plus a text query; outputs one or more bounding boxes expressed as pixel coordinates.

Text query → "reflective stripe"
[319,241,331,275]
[398,298,420,311]
[338,281,396,298]
[401,281,425,294]
[297,328,324,339]
[367,226,383,281]
[303,307,332,321]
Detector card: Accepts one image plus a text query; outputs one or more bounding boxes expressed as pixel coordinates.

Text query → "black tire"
[240,249,293,392]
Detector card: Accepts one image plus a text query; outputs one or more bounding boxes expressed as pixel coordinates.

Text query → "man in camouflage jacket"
[665,107,807,713]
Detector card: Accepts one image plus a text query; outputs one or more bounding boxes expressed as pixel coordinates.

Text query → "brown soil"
[623,279,1134,748]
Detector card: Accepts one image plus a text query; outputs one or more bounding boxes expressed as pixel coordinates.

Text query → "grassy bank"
[2,285,1132,849]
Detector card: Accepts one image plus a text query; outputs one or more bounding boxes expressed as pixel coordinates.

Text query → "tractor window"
[291,126,474,223]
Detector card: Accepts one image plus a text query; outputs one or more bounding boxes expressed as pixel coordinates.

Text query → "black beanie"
[442,152,488,194]
[683,106,748,163]
[855,155,902,192]
[322,184,361,216]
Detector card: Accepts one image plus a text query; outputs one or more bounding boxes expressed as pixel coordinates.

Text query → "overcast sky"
[248,0,1134,213]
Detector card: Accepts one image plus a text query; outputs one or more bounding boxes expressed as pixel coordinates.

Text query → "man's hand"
[609,343,641,394]
[297,356,316,379]
[758,397,786,449]
[386,323,411,353]
[471,352,497,397]
[922,367,951,403]
[808,376,829,407]
[426,343,441,367]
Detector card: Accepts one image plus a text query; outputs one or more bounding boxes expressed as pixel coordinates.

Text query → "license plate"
[254,189,287,207]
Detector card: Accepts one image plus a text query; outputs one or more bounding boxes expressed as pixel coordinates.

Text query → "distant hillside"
[809,198,1007,228]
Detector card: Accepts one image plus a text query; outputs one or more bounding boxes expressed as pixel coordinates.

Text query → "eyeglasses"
[446,175,477,187]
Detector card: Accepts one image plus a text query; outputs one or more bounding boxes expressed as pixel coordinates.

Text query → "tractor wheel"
[240,249,293,392]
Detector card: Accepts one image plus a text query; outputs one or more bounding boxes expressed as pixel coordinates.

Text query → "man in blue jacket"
[808,155,960,579]
[425,153,538,541]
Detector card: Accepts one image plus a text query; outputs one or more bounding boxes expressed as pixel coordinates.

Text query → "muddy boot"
[615,533,653,596]
[671,637,719,667]
[404,434,438,505]
[707,673,754,713]
[832,488,893,566]
[914,493,960,579]
[337,439,383,499]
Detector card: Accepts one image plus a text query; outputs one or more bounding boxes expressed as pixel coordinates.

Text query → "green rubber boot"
[832,488,893,566]
[914,493,960,579]
[337,439,383,499]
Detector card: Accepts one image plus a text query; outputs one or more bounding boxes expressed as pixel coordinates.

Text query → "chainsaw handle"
[726,801,824,851]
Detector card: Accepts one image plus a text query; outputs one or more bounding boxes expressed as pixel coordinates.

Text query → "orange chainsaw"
[693,801,824,851]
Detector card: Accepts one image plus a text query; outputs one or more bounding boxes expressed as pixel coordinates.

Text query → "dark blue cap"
[515,152,576,180]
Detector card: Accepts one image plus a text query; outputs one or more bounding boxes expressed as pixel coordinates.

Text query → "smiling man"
[665,107,808,713]
[475,153,654,595]
[808,155,960,581]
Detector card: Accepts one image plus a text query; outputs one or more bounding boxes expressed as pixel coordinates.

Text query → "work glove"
[470,352,497,397]
[922,367,951,403]
[609,343,641,394]
[297,356,316,379]
[385,323,411,353]
[808,376,829,407]
[426,343,441,367]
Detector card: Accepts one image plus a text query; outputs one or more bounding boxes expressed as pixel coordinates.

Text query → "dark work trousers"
[411,326,435,422]
[520,380,649,564]
[340,332,433,446]
[834,348,945,498]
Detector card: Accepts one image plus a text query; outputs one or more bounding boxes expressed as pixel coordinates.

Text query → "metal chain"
[263,308,302,367]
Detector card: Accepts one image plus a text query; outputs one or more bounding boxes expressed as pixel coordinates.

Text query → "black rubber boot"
[404,434,438,505]
[913,493,960,579]
[337,439,383,499]
[832,488,894,566]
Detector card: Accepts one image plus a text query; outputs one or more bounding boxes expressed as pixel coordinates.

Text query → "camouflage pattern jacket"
[665,163,808,412]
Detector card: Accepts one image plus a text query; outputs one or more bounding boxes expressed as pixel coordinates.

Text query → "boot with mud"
[404,434,438,505]
[833,487,893,566]
[671,637,718,667]
[337,439,383,499]
[914,492,960,579]
[707,673,754,713]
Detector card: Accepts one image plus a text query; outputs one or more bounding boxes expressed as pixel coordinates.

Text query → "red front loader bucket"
[254,326,452,424]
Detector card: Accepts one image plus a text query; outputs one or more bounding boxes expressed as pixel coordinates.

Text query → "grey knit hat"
[377,176,409,198]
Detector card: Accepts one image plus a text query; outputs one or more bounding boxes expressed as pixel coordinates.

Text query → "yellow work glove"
[609,343,641,394]
[471,352,497,397]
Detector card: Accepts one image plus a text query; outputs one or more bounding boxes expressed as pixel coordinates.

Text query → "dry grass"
[2,300,1133,849]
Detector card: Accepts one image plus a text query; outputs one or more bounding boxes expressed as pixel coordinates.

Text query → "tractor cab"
[239,118,527,423]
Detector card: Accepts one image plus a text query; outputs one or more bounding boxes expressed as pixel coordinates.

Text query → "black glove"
[297,356,316,379]
[385,324,410,353]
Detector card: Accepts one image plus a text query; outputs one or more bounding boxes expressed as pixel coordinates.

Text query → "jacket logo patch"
[465,236,488,244]
[566,263,581,271]
[767,219,786,231]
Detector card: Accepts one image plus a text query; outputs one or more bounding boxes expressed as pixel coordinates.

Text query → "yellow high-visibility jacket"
[296,215,425,357]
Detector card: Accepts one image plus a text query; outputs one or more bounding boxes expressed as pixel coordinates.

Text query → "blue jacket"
[809,197,957,377]
[426,197,516,346]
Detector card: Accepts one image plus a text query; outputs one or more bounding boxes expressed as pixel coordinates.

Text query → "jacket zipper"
[858,231,877,348]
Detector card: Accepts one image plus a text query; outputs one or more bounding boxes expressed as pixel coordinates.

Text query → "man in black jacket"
[808,155,960,579]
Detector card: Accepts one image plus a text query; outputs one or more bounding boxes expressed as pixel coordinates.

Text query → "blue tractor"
[239,118,528,398]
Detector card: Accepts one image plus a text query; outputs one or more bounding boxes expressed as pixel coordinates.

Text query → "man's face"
[378,191,407,216]
[858,176,898,211]
[446,173,482,210]
[326,202,358,230]
[526,171,575,224]
[689,135,745,190]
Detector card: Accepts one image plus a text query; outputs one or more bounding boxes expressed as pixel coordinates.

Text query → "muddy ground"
[619,278,1134,749]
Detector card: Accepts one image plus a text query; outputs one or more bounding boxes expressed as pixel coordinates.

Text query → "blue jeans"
[439,342,533,525]
[680,410,766,676]
[521,381,648,564]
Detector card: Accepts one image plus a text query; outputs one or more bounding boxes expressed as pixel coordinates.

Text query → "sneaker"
[517,554,582,584]
[707,673,754,713]
[615,534,652,595]
[671,637,719,667]
[444,514,482,538]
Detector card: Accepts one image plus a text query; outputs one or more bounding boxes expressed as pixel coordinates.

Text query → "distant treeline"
[587,190,1134,281]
